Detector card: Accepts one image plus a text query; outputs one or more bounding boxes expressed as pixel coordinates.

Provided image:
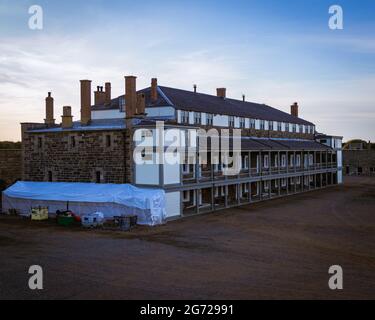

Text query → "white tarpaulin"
[2,181,166,226]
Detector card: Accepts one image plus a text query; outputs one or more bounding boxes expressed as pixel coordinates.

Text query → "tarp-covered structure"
[2,181,166,226]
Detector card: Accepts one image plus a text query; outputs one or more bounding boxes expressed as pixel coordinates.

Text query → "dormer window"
[239,117,245,128]
[194,112,201,125]
[228,116,235,127]
[260,120,265,130]
[181,110,189,124]
[206,113,213,126]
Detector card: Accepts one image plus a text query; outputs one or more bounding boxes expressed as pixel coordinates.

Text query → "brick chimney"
[62,106,73,129]
[291,102,299,117]
[80,80,92,125]
[105,82,111,105]
[151,78,158,102]
[44,92,55,126]
[136,93,146,115]
[217,88,226,99]
[125,76,137,118]
[94,86,106,105]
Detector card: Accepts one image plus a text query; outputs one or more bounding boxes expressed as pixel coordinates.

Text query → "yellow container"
[31,207,49,221]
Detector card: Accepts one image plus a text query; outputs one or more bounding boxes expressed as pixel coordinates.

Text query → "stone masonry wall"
[0,149,22,185]
[343,149,375,175]
[22,129,131,184]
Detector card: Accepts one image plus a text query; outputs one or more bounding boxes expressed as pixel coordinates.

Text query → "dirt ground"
[0,176,374,300]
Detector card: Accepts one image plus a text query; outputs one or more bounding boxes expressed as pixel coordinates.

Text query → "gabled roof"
[91,85,314,126]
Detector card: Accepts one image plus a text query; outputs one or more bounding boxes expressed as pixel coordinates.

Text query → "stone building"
[343,140,375,176]
[21,75,343,219]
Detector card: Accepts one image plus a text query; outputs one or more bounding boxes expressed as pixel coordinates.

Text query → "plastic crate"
[57,215,75,226]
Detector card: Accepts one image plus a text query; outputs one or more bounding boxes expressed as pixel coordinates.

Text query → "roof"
[200,137,331,151]
[92,85,314,126]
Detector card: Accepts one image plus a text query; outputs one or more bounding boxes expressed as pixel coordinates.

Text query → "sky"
[0,0,374,141]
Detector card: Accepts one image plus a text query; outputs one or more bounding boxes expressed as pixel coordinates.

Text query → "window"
[221,186,226,196]
[290,178,294,185]
[281,178,287,187]
[182,190,190,202]
[274,155,279,167]
[214,187,219,197]
[95,171,101,183]
[309,154,314,166]
[305,126,308,134]
[194,112,201,124]
[281,154,286,167]
[249,119,255,129]
[260,120,265,130]
[37,137,43,149]
[181,110,189,124]
[277,122,282,131]
[264,181,269,191]
[242,155,249,169]
[292,124,296,133]
[239,117,245,128]
[264,155,269,168]
[285,123,290,132]
[206,113,213,126]
[182,164,189,174]
[299,125,303,133]
[296,177,301,185]
[309,175,314,182]
[290,154,295,167]
[296,154,301,167]
[228,116,235,127]
[48,171,53,182]
[106,135,111,147]
[269,121,274,131]
[70,136,76,148]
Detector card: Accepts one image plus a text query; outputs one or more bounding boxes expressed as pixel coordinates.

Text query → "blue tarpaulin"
[2,181,166,226]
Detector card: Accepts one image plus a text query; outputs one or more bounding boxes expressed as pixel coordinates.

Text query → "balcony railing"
[182,162,337,183]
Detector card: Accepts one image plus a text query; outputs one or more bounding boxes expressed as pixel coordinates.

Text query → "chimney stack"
[61,106,73,129]
[125,76,137,118]
[105,82,111,105]
[290,102,299,117]
[94,85,105,105]
[136,93,146,115]
[151,78,158,102]
[193,84,197,93]
[216,88,226,99]
[80,80,92,125]
[44,92,55,126]
[242,94,245,102]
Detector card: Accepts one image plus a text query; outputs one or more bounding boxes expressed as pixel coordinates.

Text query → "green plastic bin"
[57,215,75,227]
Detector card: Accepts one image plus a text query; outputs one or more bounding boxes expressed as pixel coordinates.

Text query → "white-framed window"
[269,121,274,131]
[304,176,309,186]
[296,177,301,185]
[275,179,278,188]
[263,154,269,168]
[206,113,213,126]
[194,112,201,124]
[281,154,286,167]
[181,110,189,124]
[304,154,309,168]
[299,125,303,133]
[260,120,265,130]
[182,163,189,174]
[242,155,249,169]
[241,183,249,194]
[221,186,226,196]
[277,122,282,131]
[290,177,295,185]
[296,154,301,167]
[264,181,269,191]
[309,175,314,182]
[182,190,190,202]
[292,124,296,133]
[281,178,287,187]
[214,187,219,197]
[274,155,279,167]
[285,123,289,132]
[228,116,235,127]
[249,119,255,129]
[309,154,314,166]
[239,117,245,128]
[290,154,295,167]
